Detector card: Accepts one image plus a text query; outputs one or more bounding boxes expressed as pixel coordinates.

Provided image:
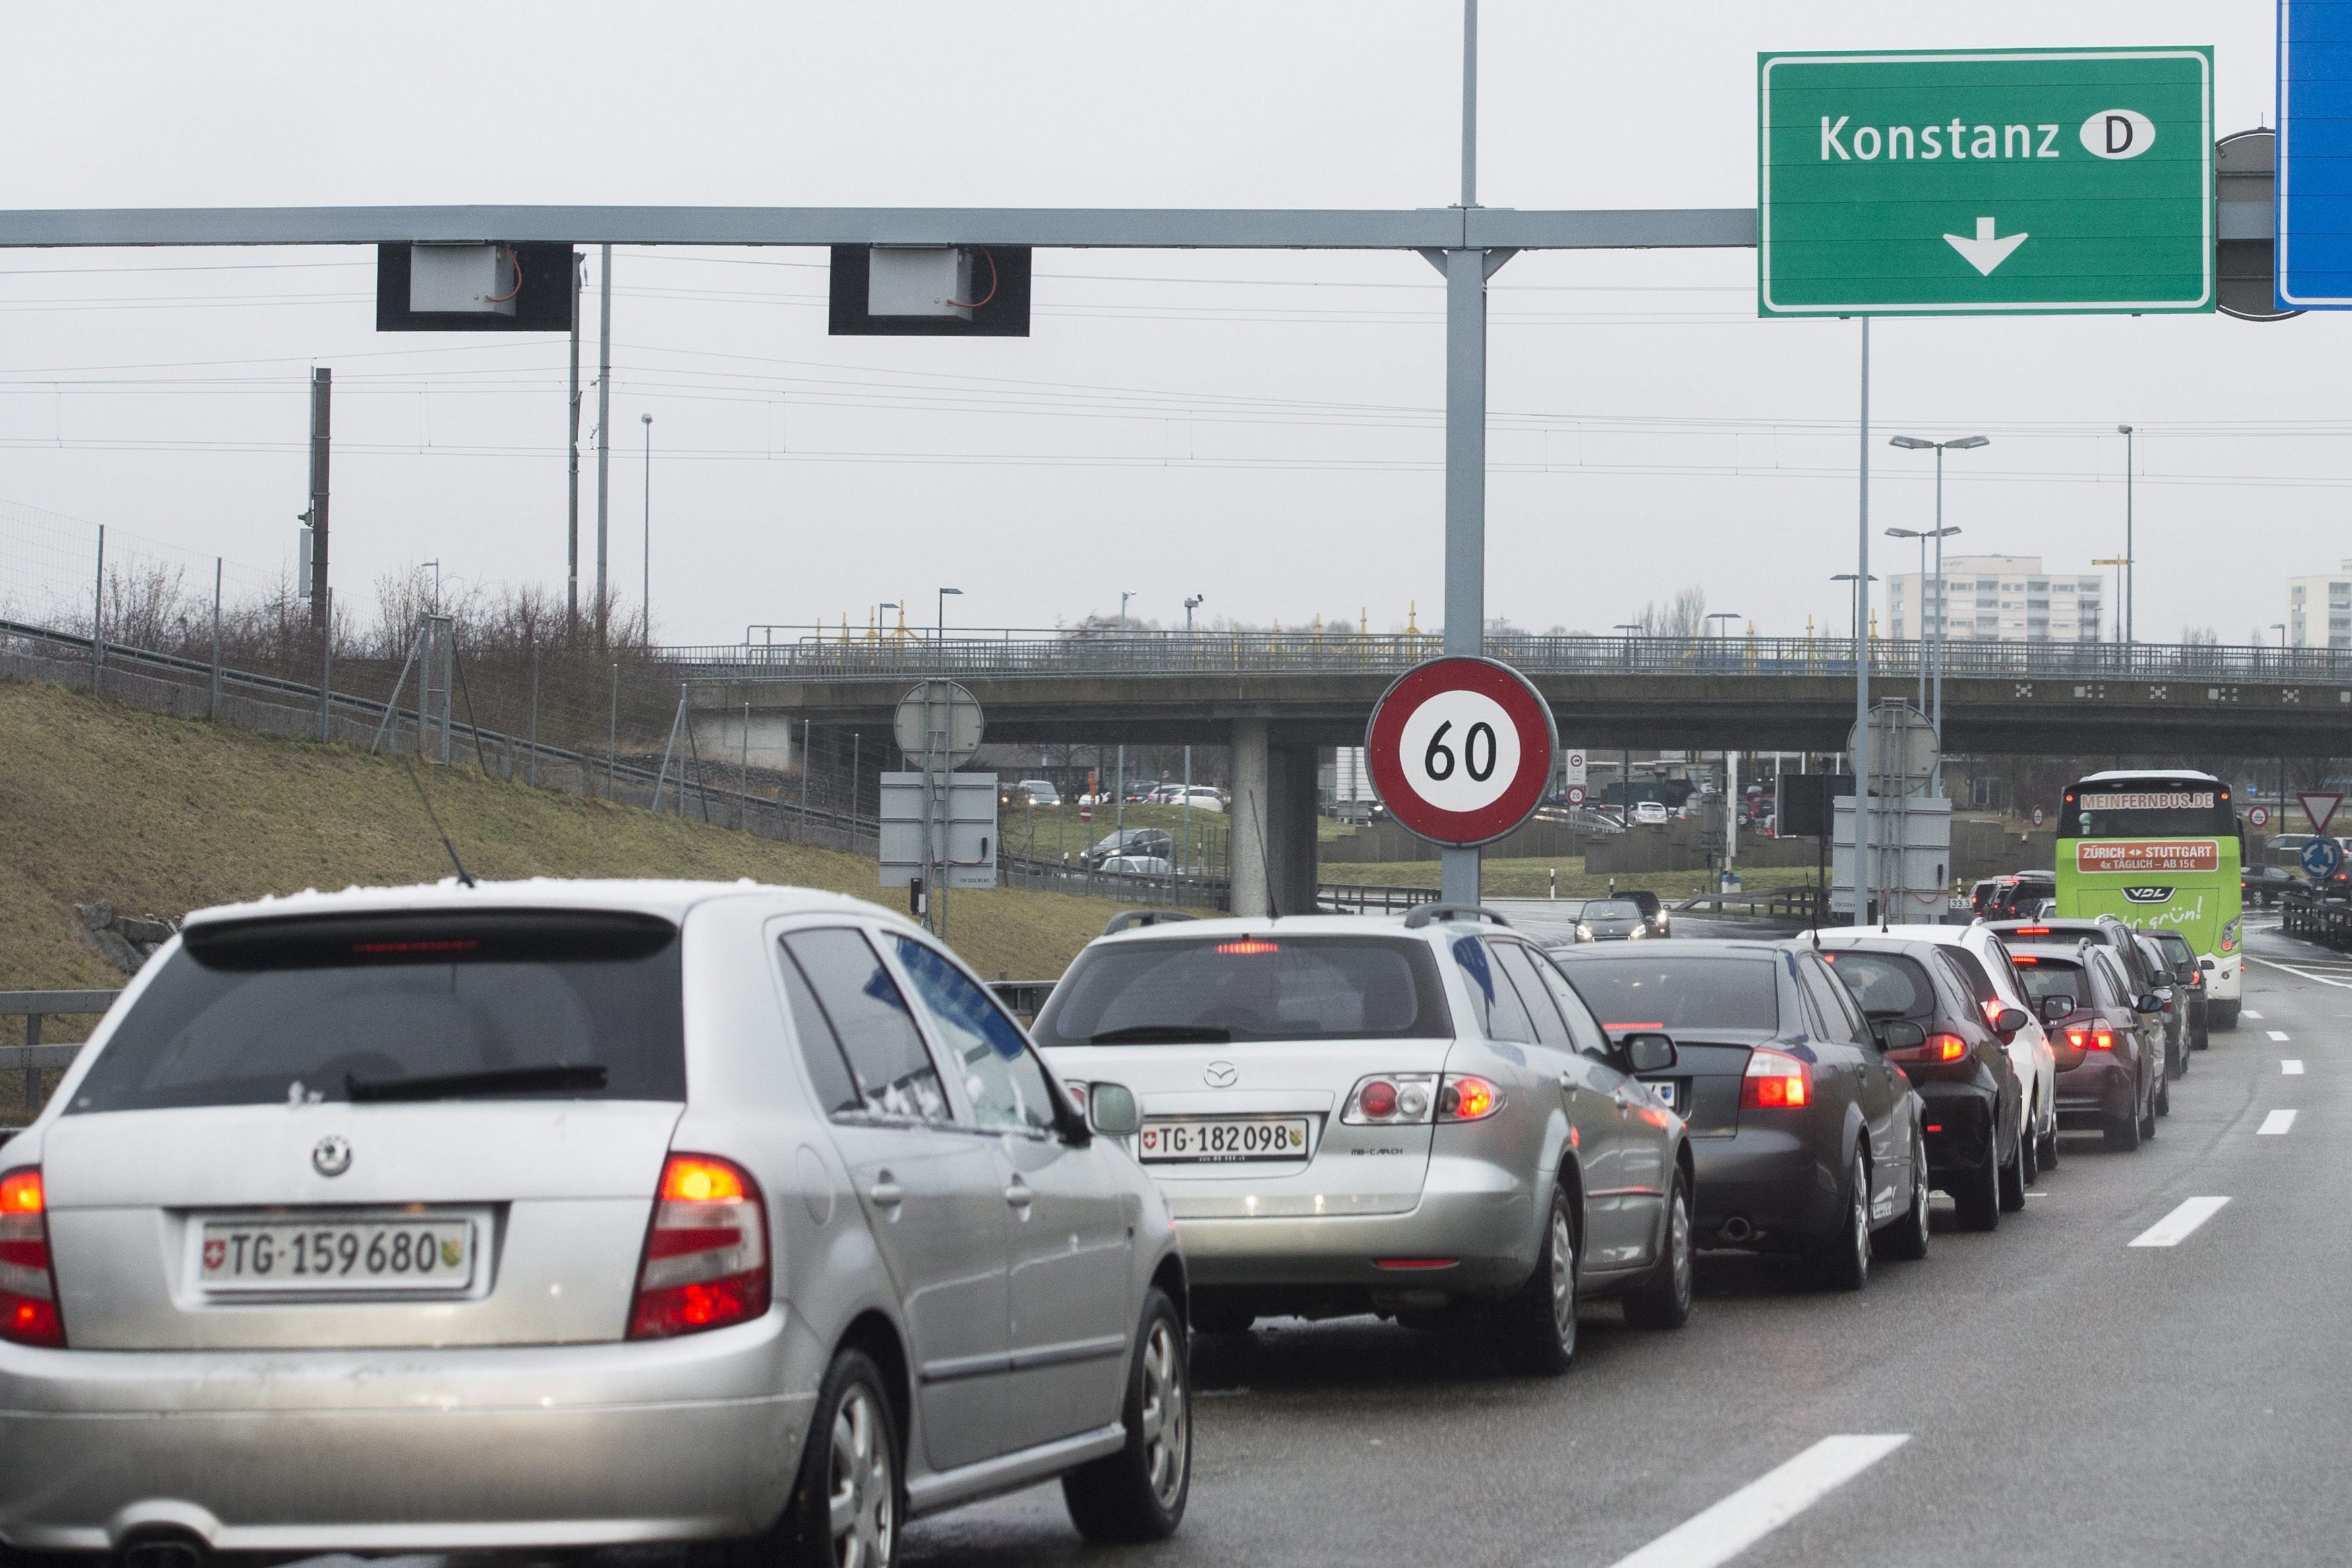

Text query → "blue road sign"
[2301,836,2342,877]
[2278,0,2352,306]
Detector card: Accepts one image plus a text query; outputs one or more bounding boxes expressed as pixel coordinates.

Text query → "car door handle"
[1003,1178,1034,1213]
[867,1175,904,1210]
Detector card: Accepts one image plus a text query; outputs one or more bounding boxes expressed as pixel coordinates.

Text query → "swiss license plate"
[1641,1078,1683,1114]
[1138,1117,1311,1163]
[196,1213,481,1294]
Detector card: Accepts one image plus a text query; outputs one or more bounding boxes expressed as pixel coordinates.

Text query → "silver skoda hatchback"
[0,880,1189,1563]
[1032,906,1696,1374]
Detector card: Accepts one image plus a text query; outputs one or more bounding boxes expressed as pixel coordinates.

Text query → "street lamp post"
[936,586,961,662]
[640,413,653,644]
[1829,572,1877,923]
[1612,623,1642,827]
[1115,591,1136,841]
[2117,424,2136,647]
[1184,593,1203,635]
[1181,594,1203,871]
[1889,433,1985,751]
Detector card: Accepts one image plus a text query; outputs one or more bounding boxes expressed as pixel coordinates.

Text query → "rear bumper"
[0,1311,812,1553]
[2053,1057,2136,1124]
[1173,1155,1535,1296]
[1688,1128,1840,1252]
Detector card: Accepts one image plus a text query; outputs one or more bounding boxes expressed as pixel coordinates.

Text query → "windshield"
[68,910,686,1113]
[1032,935,1450,1046]
[1587,900,1640,920]
[1552,956,1780,1033]
[1820,950,1935,1020]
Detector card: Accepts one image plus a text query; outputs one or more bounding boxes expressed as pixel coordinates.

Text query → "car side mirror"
[1620,1031,1678,1074]
[2136,993,2164,1016]
[1877,1019,1927,1052]
[1086,1082,1140,1139]
[1993,1006,2031,1038]
[2039,994,2076,1024]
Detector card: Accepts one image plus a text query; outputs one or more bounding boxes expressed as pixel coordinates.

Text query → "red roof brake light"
[1216,939,1281,956]
[0,1168,63,1349]
[628,1153,770,1341]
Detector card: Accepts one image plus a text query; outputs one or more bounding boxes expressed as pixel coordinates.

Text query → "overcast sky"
[0,1,2332,647]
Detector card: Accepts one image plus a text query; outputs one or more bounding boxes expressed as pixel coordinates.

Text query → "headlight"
[1628,925,1646,939]
[1577,923,1595,941]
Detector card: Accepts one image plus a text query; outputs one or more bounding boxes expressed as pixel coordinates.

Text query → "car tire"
[1816,1150,1872,1292]
[1953,1120,2001,1231]
[1999,1120,2028,1214]
[2105,1089,2144,1151]
[2210,999,2241,1031]
[1497,1182,1580,1376]
[691,1346,900,1568]
[1622,1171,1694,1329]
[2141,1074,2160,1138]
[1875,1136,1931,1262]
[1063,1288,1191,1545]
[2019,1100,2041,1186]
[2192,1016,2210,1051]
[2038,1118,2061,1170]
[2155,1066,2173,1116]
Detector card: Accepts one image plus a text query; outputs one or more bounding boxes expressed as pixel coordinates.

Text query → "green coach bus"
[2054,769,2243,1029]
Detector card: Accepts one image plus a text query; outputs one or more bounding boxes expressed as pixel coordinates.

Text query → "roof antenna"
[1243,788,1279,919]
[399,753,476,888]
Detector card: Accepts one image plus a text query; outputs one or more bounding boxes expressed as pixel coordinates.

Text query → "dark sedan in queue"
[2006,942,2164,1151]
[1547,940,1929,1291]
[1574,898,1651,944]
[1814,937,2029,1231]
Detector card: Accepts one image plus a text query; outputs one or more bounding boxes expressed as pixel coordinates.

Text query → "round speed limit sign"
[1365,656,1556,846]
[1566,785,1588,806]
[2249,805,2270,827]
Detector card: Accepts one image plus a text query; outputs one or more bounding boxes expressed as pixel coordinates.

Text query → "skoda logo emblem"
[311,1135,353,1177]
[1204,1061,1239,1088]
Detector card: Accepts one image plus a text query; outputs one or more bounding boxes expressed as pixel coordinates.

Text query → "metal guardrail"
[655,628,2352,684]
[1673,887,1826,921]
[2280,891,2352,949]
[1,989,119,1119]
[1317,883,1431,915]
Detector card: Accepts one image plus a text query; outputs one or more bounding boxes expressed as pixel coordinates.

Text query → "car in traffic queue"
[1011,778,1063,808]
[1624,889,1672,938]
[1813,938,2029,1230]
[2242,865,2301,908]
[2131,931,2192,1082]
[0,882,1193,1562]
[1860,924,2061,1173]
[1547,940,1930,1289]
[2004,939,2166,1151]
[1572,898,1651,944]
[1989,917,2172,1114]
[2140,927,2208,1051]
[1030,907,1697,1375]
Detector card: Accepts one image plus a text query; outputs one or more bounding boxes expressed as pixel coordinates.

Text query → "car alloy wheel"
[1139,1316,1189,1513]
[827,1383,895,1568]
[1821,1151,1871,1291]
[1548,1206,1579,1347]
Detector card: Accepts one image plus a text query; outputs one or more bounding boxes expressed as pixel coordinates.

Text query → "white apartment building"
[1886,554,2104,644]
[2287,561,2352,649]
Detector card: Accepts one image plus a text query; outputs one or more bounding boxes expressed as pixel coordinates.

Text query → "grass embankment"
[0,678,1140,1074]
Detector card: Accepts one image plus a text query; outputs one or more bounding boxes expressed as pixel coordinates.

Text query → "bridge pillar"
[1229,721,1318,919]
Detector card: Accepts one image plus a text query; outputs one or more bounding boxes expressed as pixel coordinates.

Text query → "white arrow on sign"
[1943,216,2030,276]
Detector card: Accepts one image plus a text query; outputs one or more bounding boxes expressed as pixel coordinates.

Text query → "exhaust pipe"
[119,1530,208,1568]
[1719,1216,1753,1243]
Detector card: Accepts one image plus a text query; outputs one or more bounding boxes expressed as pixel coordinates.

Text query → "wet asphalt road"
[904,916,2352,1567]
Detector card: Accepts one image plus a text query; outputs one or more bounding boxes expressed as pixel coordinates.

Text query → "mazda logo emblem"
[1204,1061,1238,1088]
[311,1135,352,1177]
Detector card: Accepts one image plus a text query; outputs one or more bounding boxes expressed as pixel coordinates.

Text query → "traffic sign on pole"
[1566,785,1589,807]
[1759,47,2215,316]
[2248,805,2270,828]
[2279,1,2352,307]
[1365,656,1556,848]
[2298,791,2343,836]
[2302,837,2341,879]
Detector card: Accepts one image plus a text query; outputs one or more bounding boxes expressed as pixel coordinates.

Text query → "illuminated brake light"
[1889,1032,1970,1064]
[2067,1030,2115,1051]
[0,1168,63,1349]
[1740,1049,1811,1110]
[629,1154,769,1341]
[2013,927,2051,937]
[1437,1075,1503,1122]
[1216,939,1280,955]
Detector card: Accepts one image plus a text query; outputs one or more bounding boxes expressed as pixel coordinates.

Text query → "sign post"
[1759,47,2215,316]
[1365,657,1557,859]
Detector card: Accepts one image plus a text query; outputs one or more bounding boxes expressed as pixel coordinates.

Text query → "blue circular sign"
[2302,838,2341,878]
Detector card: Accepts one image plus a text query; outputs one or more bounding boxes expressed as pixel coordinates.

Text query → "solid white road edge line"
[2283,1060,2306,1075]
[2268,1030,2292,1042]
[1604,1435,1910,1568]
[2260,1109,2299,1136]
[2130,1196,2231,1248]
[2247,960,2352,991]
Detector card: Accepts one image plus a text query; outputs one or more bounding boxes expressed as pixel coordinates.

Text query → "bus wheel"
[2208,999,2240,1031]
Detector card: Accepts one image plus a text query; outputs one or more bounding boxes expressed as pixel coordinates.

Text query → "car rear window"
[1820,950,1935,1020]
[1552,956,1780,1033]
[1032,935,1449,1046]
[2010,954,2088,1012]
[67,910,686,1113]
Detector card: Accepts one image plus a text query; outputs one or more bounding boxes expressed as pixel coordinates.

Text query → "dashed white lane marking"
[2268,1030,2293,1041]
[2260,1109,2299,1136]
[1605,1435,1910,1568]
[2283,1060,2306,1076]
[2131,1196,2231,1247]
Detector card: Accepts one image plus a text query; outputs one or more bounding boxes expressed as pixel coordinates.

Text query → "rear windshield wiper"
[1087,1025,1233,1045]
[345,1064,610,1103]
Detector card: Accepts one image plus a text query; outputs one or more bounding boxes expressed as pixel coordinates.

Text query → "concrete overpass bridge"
[660,629,2352,917]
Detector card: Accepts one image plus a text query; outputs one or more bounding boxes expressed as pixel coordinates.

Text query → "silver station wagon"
[0,881,1189,1564]
[1032,907,1697,1373]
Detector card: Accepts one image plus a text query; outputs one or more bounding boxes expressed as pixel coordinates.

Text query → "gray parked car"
[0,881,1190,1562]
[1031,906,1696,1375]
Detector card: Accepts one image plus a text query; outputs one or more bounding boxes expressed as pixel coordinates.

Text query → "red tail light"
[0,1168,64,1349]
[1888,1033,1970,1065]
[2066,1029,2116,1051]
[1740,1050,1812,1110]
[2012,926,2051,937]
[1436,1075,1504,1122]
[628,1153,770,1341]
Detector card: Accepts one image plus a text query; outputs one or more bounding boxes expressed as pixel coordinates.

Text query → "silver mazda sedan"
[0,881,1189,1563]
[1032,906,1696,1374]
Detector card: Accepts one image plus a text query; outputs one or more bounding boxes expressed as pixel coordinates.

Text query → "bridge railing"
[657,629,2352,684]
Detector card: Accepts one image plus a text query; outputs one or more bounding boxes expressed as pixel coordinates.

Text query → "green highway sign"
[1759,48,2214,316]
